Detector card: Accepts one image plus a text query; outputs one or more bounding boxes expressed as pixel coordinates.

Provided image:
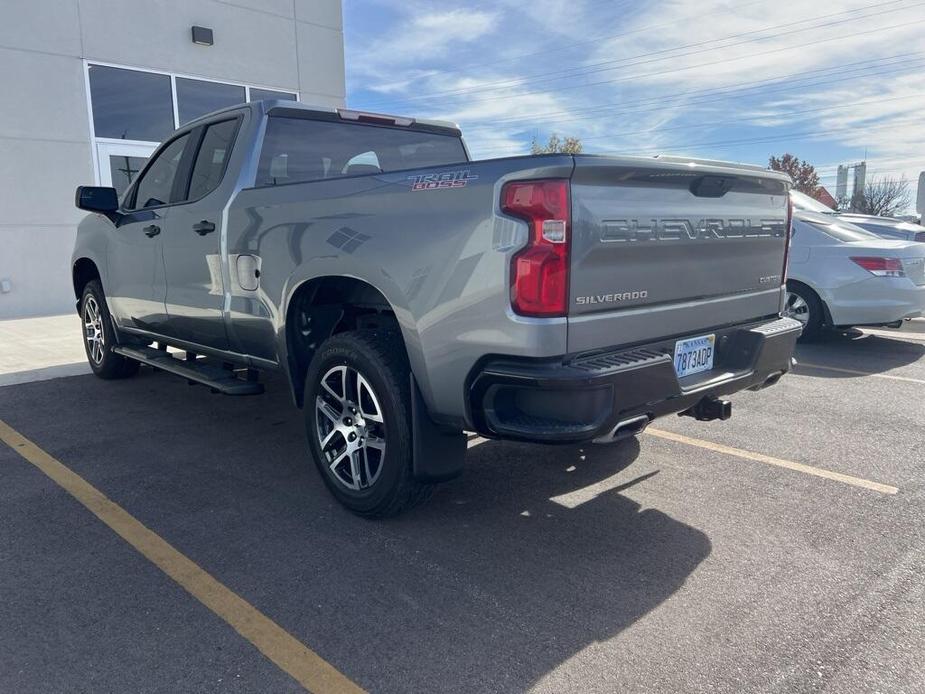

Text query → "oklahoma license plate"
[673,334,716,378]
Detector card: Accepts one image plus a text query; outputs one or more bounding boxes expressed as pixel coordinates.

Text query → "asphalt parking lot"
[1,325,924,693]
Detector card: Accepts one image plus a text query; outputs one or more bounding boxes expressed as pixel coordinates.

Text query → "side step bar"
[112,346,264,396]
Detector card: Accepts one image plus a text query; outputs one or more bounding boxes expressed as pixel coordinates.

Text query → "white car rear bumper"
[822,277,925,326]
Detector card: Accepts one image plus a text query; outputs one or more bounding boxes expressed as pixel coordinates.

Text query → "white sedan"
[784,207,925,339]
[791,190,925,243]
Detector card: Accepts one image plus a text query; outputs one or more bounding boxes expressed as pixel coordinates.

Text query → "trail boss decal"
[408,170,478,191]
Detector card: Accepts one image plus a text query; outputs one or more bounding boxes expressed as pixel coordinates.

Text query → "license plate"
[673,334,716,378]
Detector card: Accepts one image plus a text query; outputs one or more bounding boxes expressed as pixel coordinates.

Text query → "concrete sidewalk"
[0,313,89,387]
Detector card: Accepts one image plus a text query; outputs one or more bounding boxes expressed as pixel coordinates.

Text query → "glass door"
[96,141,157,199]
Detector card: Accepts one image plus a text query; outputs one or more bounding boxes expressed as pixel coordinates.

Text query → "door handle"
[193,220,216,236]
[143,224,160,237]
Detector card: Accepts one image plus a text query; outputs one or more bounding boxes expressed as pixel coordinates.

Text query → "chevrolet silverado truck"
[72,100,801,517]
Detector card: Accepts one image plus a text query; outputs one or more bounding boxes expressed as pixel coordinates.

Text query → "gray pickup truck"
[72,100,801,517]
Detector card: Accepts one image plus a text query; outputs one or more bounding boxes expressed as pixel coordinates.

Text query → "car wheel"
[81,280,140,379]
[784,282,824,340]
[303,330,433,518]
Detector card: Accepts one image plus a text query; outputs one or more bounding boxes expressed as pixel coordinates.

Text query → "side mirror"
[75,186,119,214]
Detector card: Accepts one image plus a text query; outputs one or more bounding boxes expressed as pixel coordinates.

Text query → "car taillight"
[501,179,570,317]
[850,256,905,277]
[782,194,793,282]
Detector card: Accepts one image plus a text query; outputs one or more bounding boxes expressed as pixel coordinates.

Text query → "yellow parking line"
[795,361,925,385]
[646,427,898,495]
[0,419,364,694]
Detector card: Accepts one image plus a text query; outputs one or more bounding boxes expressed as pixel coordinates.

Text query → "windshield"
[790,190,835,214]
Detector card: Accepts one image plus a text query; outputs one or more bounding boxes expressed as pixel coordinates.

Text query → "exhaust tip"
[593,414,650,444]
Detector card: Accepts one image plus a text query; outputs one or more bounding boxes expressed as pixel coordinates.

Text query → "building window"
[176,78,246,125]
[249,88,297,102]
[88,64,174,142]
[85,62,298,193]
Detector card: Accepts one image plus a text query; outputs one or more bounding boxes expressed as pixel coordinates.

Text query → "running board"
[112,346,264,395]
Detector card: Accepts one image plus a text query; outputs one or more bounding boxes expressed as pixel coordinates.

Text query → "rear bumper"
[821,278,925,327]
[468,317,801,443]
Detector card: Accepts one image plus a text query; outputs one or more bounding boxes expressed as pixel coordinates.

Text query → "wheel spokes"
[83,296,105,364]
[315,363,387,492]
[784,292,809,325]
[319,426,341,449]
[316,398,341,425]
[365,435,385,451]
[356,373,384,424]
[349,450,363,489]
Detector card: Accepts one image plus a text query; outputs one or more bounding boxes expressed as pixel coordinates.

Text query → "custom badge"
[408,170,478,191]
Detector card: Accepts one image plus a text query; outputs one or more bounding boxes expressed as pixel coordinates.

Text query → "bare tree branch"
[841,176,911,217]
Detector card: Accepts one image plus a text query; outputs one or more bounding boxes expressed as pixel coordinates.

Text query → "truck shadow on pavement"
[1,371,712,693]
[397,438,712,691]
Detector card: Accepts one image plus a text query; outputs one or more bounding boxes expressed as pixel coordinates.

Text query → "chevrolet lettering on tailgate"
[601,218,787,242]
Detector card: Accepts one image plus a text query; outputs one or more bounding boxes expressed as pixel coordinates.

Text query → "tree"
[843,176,911,217]
[768,153,820,194]
[531,133,583,154]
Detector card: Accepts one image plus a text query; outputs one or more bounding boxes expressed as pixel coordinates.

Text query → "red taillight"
[850,256,905,277]
[782,194,793,282]
[502,179,570,317]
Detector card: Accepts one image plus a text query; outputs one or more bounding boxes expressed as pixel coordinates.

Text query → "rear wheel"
[784,281,824,340]
[303,330,432,518]
[81,280,139,379]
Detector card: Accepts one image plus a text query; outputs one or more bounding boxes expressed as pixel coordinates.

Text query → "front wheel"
[303,330,432,518]
[81,280,139,379]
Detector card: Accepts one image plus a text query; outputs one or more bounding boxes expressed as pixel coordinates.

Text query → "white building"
[0,0,345,318]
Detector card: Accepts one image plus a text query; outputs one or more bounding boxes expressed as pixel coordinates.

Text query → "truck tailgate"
[568,156,790,353]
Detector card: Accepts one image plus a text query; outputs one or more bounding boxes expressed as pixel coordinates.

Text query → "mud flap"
[411,374,466,482]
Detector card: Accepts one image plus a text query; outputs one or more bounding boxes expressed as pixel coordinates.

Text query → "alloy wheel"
[783,291,810,326]
[315,365,387,491]
[83,294,105,364]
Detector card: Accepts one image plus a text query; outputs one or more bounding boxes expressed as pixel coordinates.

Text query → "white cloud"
[352,8,499,80]
[346,0,925,201]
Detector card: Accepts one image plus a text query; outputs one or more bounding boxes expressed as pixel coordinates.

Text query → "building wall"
[0,0,344,318]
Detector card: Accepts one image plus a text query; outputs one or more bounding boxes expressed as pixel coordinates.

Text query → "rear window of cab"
[256,116,468,187]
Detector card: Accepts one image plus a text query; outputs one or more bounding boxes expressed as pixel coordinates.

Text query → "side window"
[187,119,238,201]
[257,117,328,185]
[129,134,190,209]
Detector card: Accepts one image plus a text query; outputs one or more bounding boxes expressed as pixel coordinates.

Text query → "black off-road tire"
[303,330,433,518]
[80,280,140,379]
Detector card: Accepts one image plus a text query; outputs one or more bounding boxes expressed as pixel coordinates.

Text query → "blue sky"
[343,0,925,202]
